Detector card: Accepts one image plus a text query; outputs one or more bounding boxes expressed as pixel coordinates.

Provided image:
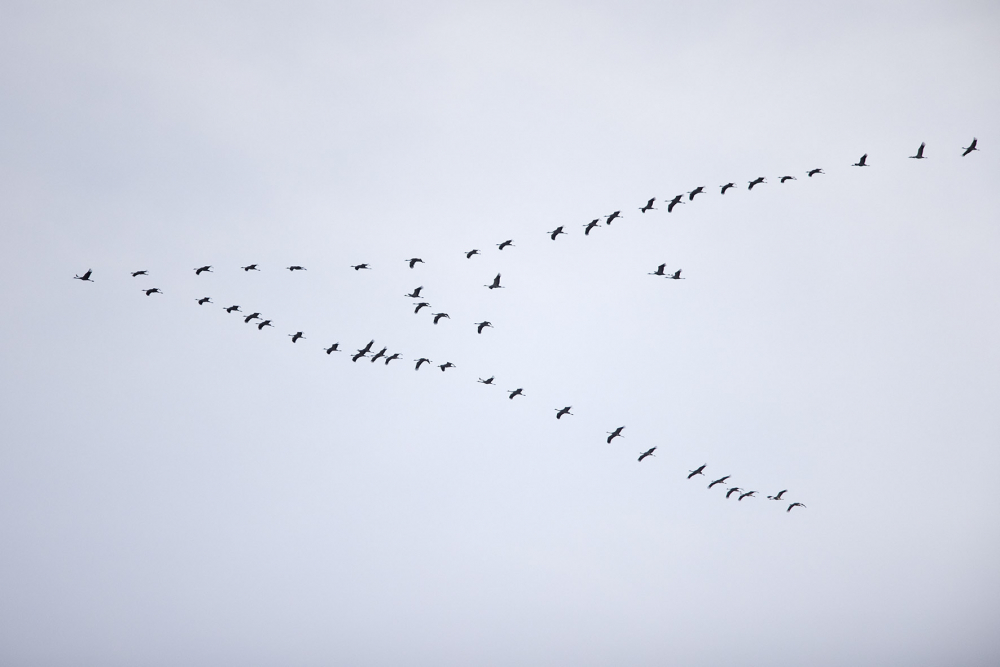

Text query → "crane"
[405,286,424,298]
[638,447,656,462]
[640,198,656,213]
[548,226,566,240]
[555,406,573,419]
[807,168,824,177]
[466,249,480,258]
[606,426,624,443]
[508,388,524,399]
[962,138,979,156]
[289,332,305,343]
[130,270,147,277]
[257,320,273,330]
[415,358,432,370]
[909,142,926,159]
[370,347,387,363]
[414,302,431,314]
[708,475,730,489]
[438,362,455,372]
[384,353,401,365]
[605,211,621,225]
[324,343,340,354]
[475,321,493,334]
[351,263,371,271]
[649,263,667,276]
[143,288,162,296]
[725,487,742,499]
[583,219,600,235]
[406,258,424,268]
[687,464,706,479]
[196,297,212,305]
[852,153,869,167]
[767,490,788,501]
[74,269,93,282]
[688,186,704,200]
[667,195,685,213]
[787,502,806,512]
[224,305,241,313]
[780,175,796,183]
[738,490,757,501]
[286,265,306,271]
[486,274,503,289]
[241,264,260,271]
[244,312,261,323]
[667,269,684,280]
[497,240,514,250]
[478,376,495,385]
[720,182,735,194]
[194,265,213,275]
[432,312,450,324]
[748,177,766,190]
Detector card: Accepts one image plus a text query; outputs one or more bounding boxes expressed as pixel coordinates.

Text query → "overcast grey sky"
[2,1,999,665]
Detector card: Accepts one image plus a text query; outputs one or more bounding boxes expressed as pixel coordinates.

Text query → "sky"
[1,1,999,665]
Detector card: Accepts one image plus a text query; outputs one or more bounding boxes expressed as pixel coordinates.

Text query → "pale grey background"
[1,1,999,665]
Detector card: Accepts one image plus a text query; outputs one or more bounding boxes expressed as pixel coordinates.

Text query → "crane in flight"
[507,388,524,399]
[286,265,306,271]
[787,502,806,512]
[370,347,387,363]
[384,353,401,365]
[720,182,735,194]
[605,211,622,225]
[438,362,455,372]
[555,406,573,419]
[688,464,706,479]
[486,274,503,290]
[909,142,926,159]
[748,177,766,190]
[143,288,162,296]
[767,490,788,501]
[257,320,273,330]
[606,426,624,443]
[638,447,656,462]
[194,265,213,275]
[807,168,824,177]
[548,226,566,240]
[244,312,261,323]
[432,312,450,324]
[497,239,514,250]
[224,305,241,313]
[725,487,742,499]
[405,286,424,298]
[667,195,685,212]
[241,264,260,271]
[414,358,432,370]
[414,302,431,314]
[962,138,978,156]
[324,343,340,354]
[351,263,371,271]
[667,269,684,280]
[583,219,600,235]
[196,297,212,305]
[640,198,656,213]
[74,269,93,282]
[649,263,667,276]
[465,249,480,258]
[357,340,374,356]
[738,490,757,501]
[779,175,796,183]
[852,153,869,167]
[708,475,730,489]
[406,258,424,268]
[352,349,367,362]
[130,270,147,277]
[475,321,493,334]
[478,376,495,385]
[688,186,705,200]
[289,332,305,343]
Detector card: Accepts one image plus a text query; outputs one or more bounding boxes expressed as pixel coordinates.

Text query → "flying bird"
[241,264,259,271]
[720,182,735,194]
[224,305,241,313]
[688,186,704,200]
[414,302,431,314]
[606,426,624,443]
[853,153,869,167]
[257,320,273,330]
[605,211,621,225]
[555,406,573,419]
[405,286,424,298]
[708,475,730,489]
[384,353,401,365]
[548,226,566,240]
[143,288,161,296]
[74,269,93,282]
[286,265,306,271]
[465,249,480,258]
[638,447,656,462]
[406,258,424,268]
[807,168,824,177]
[779,175,796,183]
[415,358,431,370]
[649,263,667,276]
[244,312,260,323]
[909,142,926,159]
[432,312,450,324]
[497,240,514,250]
[667,195,685,213]
[748,177,766,190]
[725,487,742,499]
[475,321,493,334]
[194,265,212,275]
[438,362,455,372]
[351,263,370,271]
[130,270,147,277]
[352,350,367,362]
[583,219,600,235]
[687,464,706,479]
[640,198,656,213]
[289,331,304,343]
[196,297,212,305]
[787,502,806,512]
[738,491,757,501]
[485,274,503,290]
[767,490,788,501]
[324,343,340,354]
[962,138,978,156]
[370,347,387,363]
[667,269,684,280]
[357,340,375,356]
[478,376,495,385]
[508,388,524,399]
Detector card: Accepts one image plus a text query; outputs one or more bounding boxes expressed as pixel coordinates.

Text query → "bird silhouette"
[289,332,304,343]
[606,426,624,443]
[688,465,706,479]
[640,198,656,213]
[224,305,241,313]
[244,312,260,323]
[748,177,766,190]
[555,406,573,419]
[405,286,424,298]
[432,313,450,324]
[465,249,480,258]
[286,265,306,271]
[638,447,656,462]
[649,263,667,276]
[196,297,212,305]
[605,211,622,225]
[352,350,367,362]
[725,487,742,499]
[508,388,524,399]
[257,319,273,330]
[583,219,600,235]
[779,175,796,183]
[738,491,757,501]
[384,353,401,365]
[708,475,730,489]
[486,274,503,290]
[351,263,370,271]
[406,258,424,268]
[853,153,869,167]
[478,376,495,385]
[720,182,735,194]
[548,226,566,240]
[194,265,212,275]
[370,347,387,363]
[475,321,493,334]
[414,302,431,314]
[962,138,979,156]
[767,490,788,501]
[143,288,161,296]
[438,362,455,372]
[357,340,375,355]
[688,186,704,200]
[909,142,926,159]
[74,269,93,282]
[497,240,514,250]
[241,264,259,271]
[130,270,147,277]
[787,502,806,512]
[667,269,684,280]
[324,343,340,354]
[414,358,431,370]
[807,168,824,177]
[667,195,685,212]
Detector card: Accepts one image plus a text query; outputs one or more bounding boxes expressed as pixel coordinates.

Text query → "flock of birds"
[72,139,984,514]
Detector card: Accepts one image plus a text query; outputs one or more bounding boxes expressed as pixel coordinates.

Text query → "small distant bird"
[485,274,503,290]
[476,321,493,334]
[909,142,926,159]
[640,198,657,213]
[638,447,656,462]
[688,465,706,479]
[357,340,375,355]
[143,288,161,296]
[352,350,367,362]
[649,263,667,276]
[807,168,824,177]
[853,153,869,167]
[130,270,147,277]
[738,490,757,501]
[324,343,340,354]
[241,264,259,271]
[748,177,766,190]
[405,286,424,298]
[196,297,212,305]
[555,406,573,419]
[370,347,387,363]
[667,195,685,213]
[605,210,622,225]
[508,388,524,399]
[194,265,212,275]
[767,490,788,501]
[688,186,704,200]
[414,302,431,314]
[708,475,730,489]
[497,240,514,250]
[432,312,450,324]
[286,265,306,271]
[415,358,431,370]
[439,362,455,372]
[244,312,260,323]
[583,219,600,235]
[720,182,735,194]
[351,263,370,271]
[224,305,241,313]
[787,502,806,512]
[667,269,684,280]
[962,138,979,156]
[406,258,424,268]
[465,249,480,258]
[257,320,273,330]
[74,269,93,282]
[725,487,742,499]
[289,332,304,343]
[478,376,495,385]
[779,175,796,183]
[384,353,401,365]
[606,426,624,443]
[548,226,566,240]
